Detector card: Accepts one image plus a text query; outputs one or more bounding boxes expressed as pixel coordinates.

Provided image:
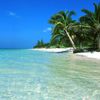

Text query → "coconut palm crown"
[80,3,100,50]
[49,11,77,50]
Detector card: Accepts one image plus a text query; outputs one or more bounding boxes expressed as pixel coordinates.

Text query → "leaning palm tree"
[49,11,76,50]
[80,3,100,50]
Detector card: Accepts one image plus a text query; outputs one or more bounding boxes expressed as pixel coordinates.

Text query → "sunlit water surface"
[0,49,100,100]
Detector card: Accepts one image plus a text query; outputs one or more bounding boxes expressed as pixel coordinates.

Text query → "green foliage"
[49,10,76,49]
[33,40,50,48]
[33,2,100,52]
[80,2,100,50]
[48,2,100,51]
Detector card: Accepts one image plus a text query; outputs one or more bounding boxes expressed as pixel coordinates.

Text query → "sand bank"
[76,52,100,60]
[33,48,73,53]
[33,48,100,60]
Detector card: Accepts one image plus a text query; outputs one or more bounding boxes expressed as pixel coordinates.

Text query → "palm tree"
[80,3,100,50]
[71,22,91,49]
[49,11,76,50]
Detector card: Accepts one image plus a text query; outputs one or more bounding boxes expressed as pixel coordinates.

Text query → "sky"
[0,0,99,48]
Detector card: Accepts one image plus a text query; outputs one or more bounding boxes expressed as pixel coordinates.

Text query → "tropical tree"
[70,22,91,49]
[80,3,100,50]
[49,11,77,50]
[34,40,45,48]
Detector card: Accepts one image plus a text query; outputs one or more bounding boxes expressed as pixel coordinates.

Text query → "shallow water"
[0,49,100,100]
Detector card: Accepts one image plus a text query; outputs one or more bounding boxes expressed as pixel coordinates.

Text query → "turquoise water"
[0,49,100,100]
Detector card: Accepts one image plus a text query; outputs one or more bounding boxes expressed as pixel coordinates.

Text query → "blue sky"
[0,0,99,48]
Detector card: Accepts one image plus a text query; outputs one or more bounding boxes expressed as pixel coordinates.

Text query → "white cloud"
[8,11,20,18]
[9,11,16,16]
[43,27,52,33]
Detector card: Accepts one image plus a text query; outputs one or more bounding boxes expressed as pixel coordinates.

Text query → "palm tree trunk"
[79,42,83,49]
[98,33,100,50]
[64,29,76,50]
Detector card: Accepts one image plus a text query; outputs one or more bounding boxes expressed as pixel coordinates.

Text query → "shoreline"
[33,48,73,53]
[32,48,100,60]
[76,52,100,60]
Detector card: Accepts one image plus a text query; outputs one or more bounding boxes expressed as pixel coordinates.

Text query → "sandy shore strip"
[32,48,100,60]
[33,48,73,53]
[76,52,100,60]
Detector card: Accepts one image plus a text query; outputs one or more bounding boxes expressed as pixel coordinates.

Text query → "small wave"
[92,90,100,97]
[82,96,90,100]
[82,90,100,100]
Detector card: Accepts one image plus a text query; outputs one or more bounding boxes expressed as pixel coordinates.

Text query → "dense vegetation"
[34,3,100,52]
[34,40,50,48]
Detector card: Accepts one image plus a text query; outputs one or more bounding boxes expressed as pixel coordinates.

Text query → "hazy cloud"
[9,11,16,16]
[43,27,52,33]
[8,11,20,18]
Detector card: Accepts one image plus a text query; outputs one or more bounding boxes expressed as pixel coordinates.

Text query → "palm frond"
[59,11,67,21]
[68,11,76,18]
[93,3,100,22]
[51,34,63,43]
[81,9,93,16]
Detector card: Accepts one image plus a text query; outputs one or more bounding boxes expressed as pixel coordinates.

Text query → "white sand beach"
[33,48,73,53]
[76,52,100,60]
[33,48,100,60]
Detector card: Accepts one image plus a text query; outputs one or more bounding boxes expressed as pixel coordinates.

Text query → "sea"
[0,49,100,100]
